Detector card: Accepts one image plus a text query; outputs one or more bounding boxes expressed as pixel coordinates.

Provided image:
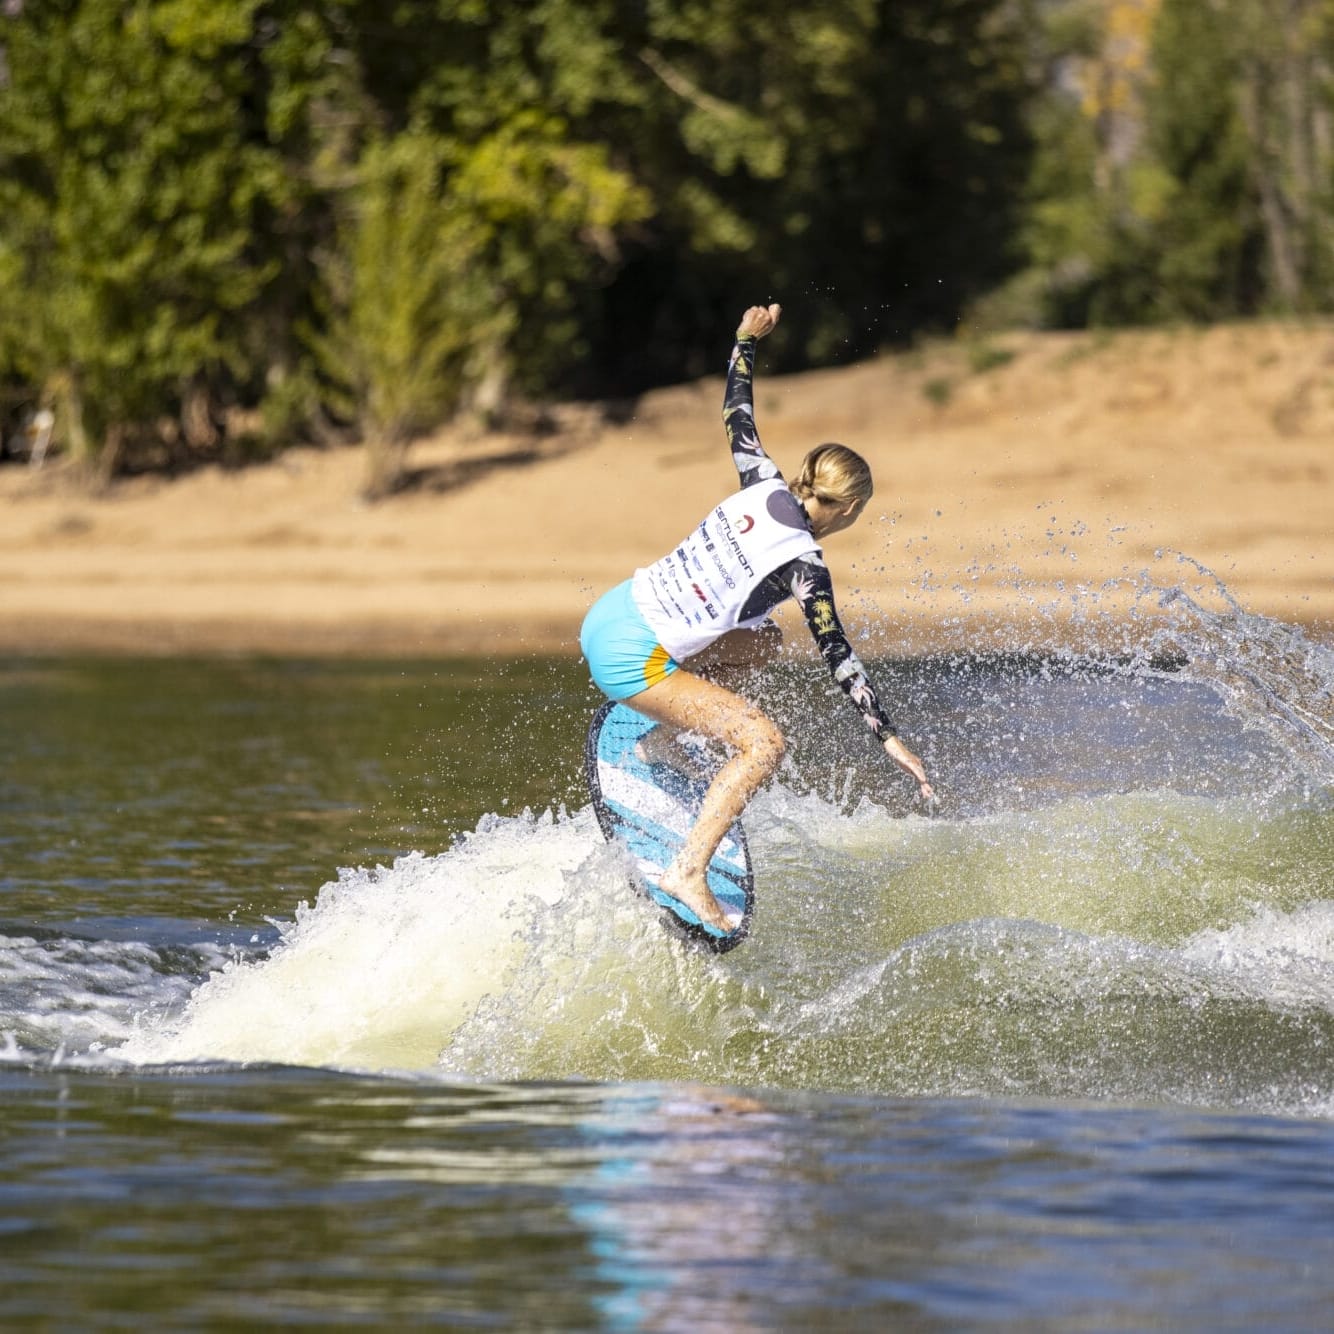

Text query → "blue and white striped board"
[584,701,754,953]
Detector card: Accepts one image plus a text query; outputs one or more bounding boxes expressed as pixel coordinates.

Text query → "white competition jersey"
[631,477,819,659]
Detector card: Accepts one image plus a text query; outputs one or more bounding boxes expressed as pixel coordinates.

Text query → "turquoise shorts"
[580,580,680,701]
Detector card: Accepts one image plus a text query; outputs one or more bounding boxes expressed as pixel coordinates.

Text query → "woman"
[580,303,933,937]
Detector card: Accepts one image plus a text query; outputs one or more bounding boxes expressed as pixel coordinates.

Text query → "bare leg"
[627,667,785,934]
[635,725,710,780]
[635,623,783,777]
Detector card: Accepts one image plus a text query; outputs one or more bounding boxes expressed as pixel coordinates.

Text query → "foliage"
[311,129,477,496]
[1142,0,1257,319]
[1016,0,1334,326]
[3,0,1333,484]
[0,0,283,475]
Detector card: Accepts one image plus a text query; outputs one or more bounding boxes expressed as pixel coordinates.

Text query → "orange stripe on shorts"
[643,643,673,689]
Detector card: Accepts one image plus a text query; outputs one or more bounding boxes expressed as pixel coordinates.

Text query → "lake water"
[3,585,1333,1328]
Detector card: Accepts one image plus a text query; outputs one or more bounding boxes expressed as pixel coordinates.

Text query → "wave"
[80,777,1332,1120]
[7,581,1331,1119]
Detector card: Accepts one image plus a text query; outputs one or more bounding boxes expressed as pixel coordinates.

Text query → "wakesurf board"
[584,700,754,952]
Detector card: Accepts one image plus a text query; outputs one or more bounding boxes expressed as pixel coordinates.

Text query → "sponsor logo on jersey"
[738,514,755,533]
[691,583,718,618]
[714,507,755,578]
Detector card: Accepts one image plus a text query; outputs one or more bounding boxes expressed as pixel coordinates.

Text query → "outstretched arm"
[723,303,783,488]
[786,554,935,800]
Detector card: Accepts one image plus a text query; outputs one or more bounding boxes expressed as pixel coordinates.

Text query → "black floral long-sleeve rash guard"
[722,335,897,741]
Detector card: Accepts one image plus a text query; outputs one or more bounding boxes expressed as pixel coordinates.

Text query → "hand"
[883,734,934,802]
[737,303,782,339]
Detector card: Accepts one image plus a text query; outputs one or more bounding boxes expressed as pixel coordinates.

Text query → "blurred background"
[0,0,1330,647]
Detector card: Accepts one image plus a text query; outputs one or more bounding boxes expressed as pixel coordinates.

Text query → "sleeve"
[723,333,783,488]
[784,552,898,740]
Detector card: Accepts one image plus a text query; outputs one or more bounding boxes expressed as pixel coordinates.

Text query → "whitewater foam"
[118,808,605,1071]
[0,932,220,1059]
[1181,900,1334,1014]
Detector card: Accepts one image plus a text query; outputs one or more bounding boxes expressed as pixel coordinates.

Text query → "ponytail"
[791,443,874,508]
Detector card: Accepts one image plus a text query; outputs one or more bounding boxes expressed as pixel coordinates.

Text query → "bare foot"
[634,725,710,781]
[658,866,741,936]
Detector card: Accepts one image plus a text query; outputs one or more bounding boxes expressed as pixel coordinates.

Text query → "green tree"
[1017,0,1334,324]
[1211,0,1334,312]
[0,0,1049,484]
[491,0,1037,384]
[1011,0,1165,324]
[1141,0,1258,319]
[311,111,649,496]
[313,121,643,497]
[313,132,466,498]
[0,0,286,477]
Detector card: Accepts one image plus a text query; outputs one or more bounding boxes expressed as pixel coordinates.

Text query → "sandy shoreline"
[2,323,1331,658]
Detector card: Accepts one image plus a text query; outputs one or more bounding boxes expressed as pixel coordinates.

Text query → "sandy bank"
[2,323,1331,658]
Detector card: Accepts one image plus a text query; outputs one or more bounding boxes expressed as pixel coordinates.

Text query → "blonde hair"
[791,442,873,508]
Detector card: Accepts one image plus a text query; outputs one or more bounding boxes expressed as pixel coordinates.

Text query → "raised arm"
[723,303,783,488]
[786,553,935,799]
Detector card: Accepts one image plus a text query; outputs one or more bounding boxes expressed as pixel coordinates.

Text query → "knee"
[740,714,786,770]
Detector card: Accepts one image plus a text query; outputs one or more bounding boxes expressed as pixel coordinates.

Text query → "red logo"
[692,583,708,602]
[738,514,755,534]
